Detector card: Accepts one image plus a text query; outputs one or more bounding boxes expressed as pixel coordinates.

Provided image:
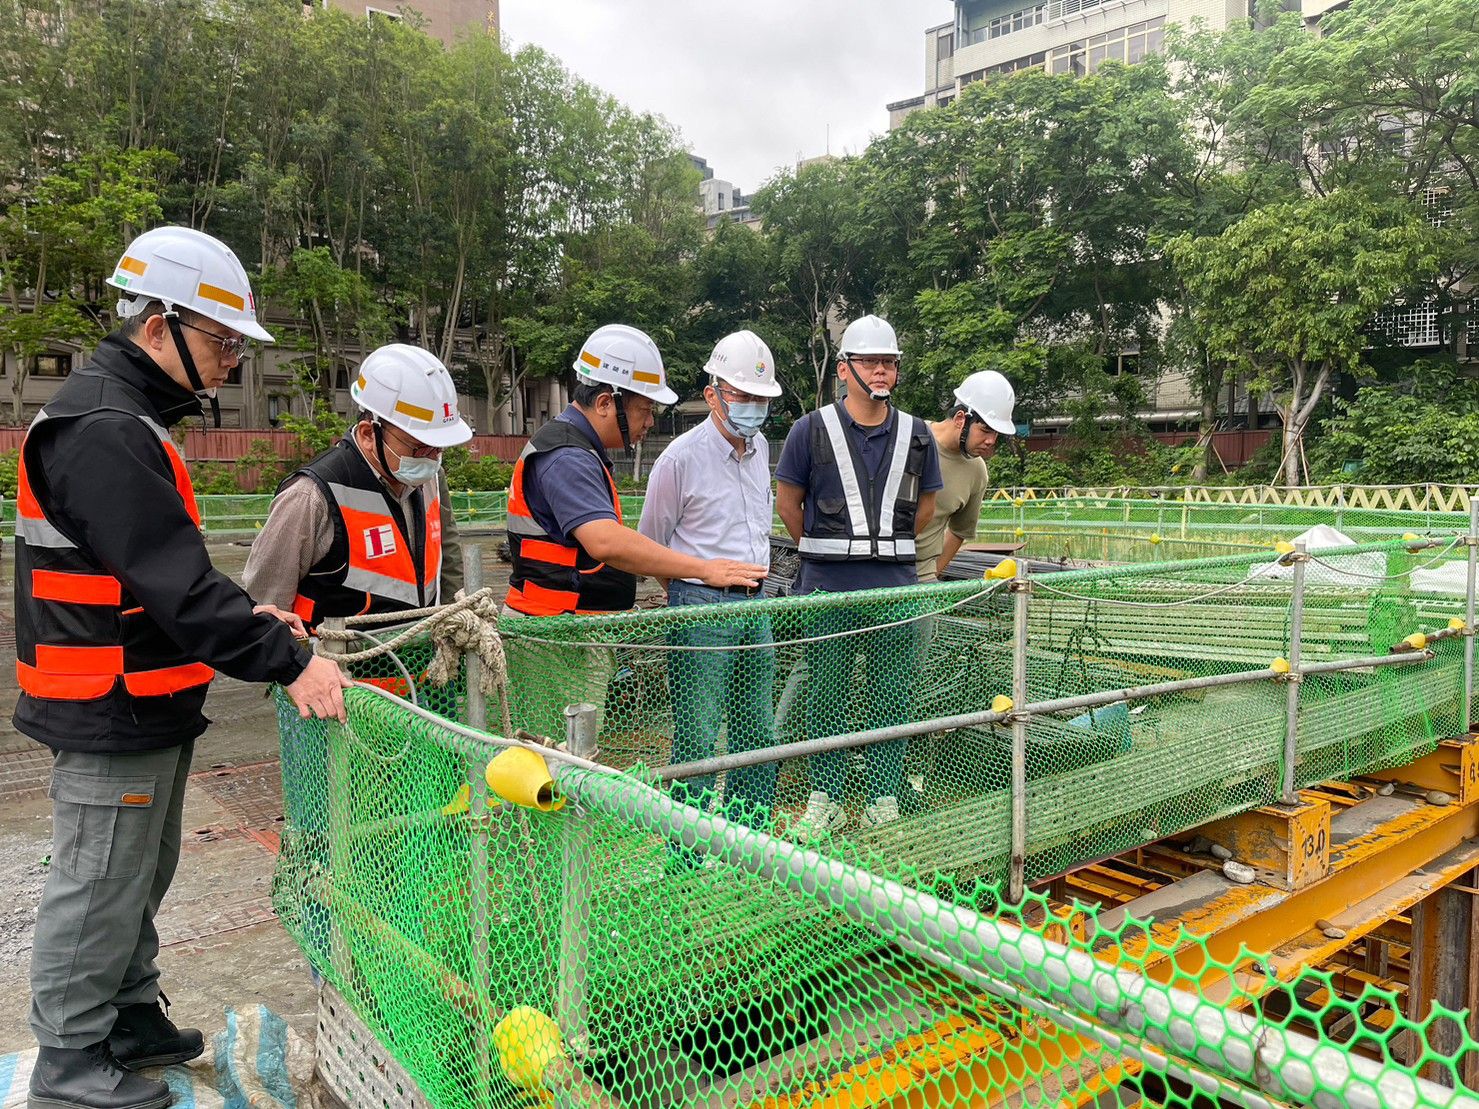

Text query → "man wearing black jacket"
[14,226,348,1109]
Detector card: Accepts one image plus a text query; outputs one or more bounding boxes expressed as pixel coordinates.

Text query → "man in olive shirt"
[916,371,1016,583]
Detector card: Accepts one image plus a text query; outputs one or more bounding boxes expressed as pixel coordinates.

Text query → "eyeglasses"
[712,385,764,404]
[384,431,442,459]
[848,356,900,372]
[175,319,250,360]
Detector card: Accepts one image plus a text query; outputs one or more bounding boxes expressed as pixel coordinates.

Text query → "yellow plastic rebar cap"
[493,1006,567,1090]
[485,747,566,812]
[986,558,1018,581]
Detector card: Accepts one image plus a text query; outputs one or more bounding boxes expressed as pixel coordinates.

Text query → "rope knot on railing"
[313,586,508,699]
[425,587,506,698]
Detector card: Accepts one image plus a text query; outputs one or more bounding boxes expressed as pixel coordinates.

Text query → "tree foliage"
[0,0,1470,490]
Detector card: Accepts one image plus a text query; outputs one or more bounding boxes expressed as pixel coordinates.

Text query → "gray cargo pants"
[30,741,194,1048]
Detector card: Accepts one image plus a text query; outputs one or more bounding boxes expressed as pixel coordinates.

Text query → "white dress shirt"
[638,415,773,583]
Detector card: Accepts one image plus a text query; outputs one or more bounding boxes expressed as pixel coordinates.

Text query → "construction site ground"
[0,529,549,1056]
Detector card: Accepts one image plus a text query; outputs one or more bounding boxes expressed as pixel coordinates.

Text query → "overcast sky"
[499,0,954,193]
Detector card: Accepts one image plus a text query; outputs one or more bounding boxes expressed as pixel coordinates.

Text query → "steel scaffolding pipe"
[656,649,1438,785]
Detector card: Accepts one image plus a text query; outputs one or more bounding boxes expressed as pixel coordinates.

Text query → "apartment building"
[691,155,759,232]
[310,0,498,47]
[887,0,1256,127]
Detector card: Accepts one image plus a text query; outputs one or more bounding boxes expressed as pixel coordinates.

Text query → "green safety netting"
[975,491,1477,564]
[274,535,1479,1109]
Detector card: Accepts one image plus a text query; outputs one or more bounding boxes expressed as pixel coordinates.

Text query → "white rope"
[1031,573,1266,609]
[316,586,509,700]
[1305,537,1462,581]
[498,580,1011,653]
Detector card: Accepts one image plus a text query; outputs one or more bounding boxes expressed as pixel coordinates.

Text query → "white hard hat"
[573,324,677,405]
[954,370,1017,436]
[703,330,782,398]
[351,343,473,448]
[108,226,273,343]
[837,314,902,359]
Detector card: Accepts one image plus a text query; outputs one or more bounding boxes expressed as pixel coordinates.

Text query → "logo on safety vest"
[429,515,442,543]
[364,524,397,560]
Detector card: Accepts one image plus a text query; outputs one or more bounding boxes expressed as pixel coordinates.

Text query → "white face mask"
[393,455,441,487]
[723,400,769,438]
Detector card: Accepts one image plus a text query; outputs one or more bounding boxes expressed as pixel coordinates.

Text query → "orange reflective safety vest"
[15,411,215,701]
[505,415,637,616]
[285,438,444,631]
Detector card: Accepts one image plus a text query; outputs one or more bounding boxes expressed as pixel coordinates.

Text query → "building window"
[989,3,1046,40]
[1051,17,1163,75]
[30,352,71,378]
[365,6,401,23]
[937,32,955,60]
[975,51,1048,81]
[1372,301,1441,348]
[936,95,954,109]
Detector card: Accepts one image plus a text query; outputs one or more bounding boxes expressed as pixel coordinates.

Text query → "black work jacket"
[12,335,310,753]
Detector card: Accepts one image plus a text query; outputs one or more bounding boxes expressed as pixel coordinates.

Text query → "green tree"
[858,62,1196,430]
[1167,189,1441,486]
[750,159,872,408]
[1242,0,1479,354]
[0,148,169,420]
[259,247,389,403]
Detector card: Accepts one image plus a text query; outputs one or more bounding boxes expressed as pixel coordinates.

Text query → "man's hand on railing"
[285,655,353,722]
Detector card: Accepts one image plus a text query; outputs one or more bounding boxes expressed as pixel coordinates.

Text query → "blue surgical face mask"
[393,455,441,487]
[721,399,769,439]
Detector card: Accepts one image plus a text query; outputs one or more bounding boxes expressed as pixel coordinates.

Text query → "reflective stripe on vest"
[803,406,919,560]
[504,428,632,617]
[816,405,870,538]
[327,481,425,608]
[797,537,918,558]
[876,418,914,540]
[15,445,76,549]
[15,409,216,701]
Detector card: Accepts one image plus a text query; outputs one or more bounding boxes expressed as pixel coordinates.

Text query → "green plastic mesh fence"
[275,535,1479,1109]
[975,492,1475,564]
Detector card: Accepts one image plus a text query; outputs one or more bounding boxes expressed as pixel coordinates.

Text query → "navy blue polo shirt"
[522,406,621,543]
[775,405,942,594]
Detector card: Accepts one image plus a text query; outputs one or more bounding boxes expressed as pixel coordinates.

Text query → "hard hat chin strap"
[845,356,896,404]
[612,388,632,455]
[371,418,396,482]
[959,411,977,457]
[163,310,221,429]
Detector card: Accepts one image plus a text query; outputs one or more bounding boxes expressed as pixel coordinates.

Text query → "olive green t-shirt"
[915,444,990,582]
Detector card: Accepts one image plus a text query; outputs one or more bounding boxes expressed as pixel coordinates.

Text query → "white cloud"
[499,0,953,192]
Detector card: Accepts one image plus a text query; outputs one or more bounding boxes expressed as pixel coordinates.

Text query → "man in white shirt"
[638,331,780,842]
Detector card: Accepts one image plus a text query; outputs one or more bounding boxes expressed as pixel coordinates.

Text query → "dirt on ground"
[0,527,521,1055]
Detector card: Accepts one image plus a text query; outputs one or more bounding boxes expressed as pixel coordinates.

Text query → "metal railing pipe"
[1466,498,1478,734]
[1009,560,1029,904]
[1281,543,1308,804]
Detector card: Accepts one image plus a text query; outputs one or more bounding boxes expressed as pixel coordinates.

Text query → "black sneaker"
[108,996,204,1070]
[28,1042,172,1109]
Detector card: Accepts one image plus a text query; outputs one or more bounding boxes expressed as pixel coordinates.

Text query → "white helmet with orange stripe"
[573,324,678,405]
[352,344,473,449]
[108,226,273,342]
